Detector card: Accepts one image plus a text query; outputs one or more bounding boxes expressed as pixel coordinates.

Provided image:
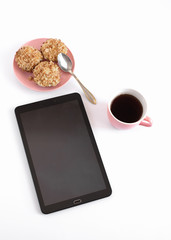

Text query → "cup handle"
[140,116,153,127]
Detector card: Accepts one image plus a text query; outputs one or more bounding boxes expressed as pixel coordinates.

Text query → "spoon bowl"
[58,53,72,73]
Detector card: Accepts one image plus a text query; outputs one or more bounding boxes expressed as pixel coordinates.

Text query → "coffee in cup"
[107,89,152,129]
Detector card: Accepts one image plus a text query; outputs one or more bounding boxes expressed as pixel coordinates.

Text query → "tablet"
[15,93,112,213]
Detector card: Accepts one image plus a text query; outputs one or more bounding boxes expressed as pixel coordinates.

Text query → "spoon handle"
[70,72,96,104]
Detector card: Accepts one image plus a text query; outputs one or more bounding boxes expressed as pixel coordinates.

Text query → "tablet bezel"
[15,93,112,214]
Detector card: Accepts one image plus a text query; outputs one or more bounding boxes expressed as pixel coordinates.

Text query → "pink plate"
[13,38,75,91]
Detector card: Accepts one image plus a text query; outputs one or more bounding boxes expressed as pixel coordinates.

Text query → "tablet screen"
[15,93,111,213]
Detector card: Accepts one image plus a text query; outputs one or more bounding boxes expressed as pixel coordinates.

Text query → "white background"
[0,0,171,239]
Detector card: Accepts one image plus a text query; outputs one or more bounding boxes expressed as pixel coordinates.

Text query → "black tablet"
[15,93,112,214]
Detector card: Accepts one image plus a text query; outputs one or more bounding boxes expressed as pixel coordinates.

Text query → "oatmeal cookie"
[33,61,60,87]
[40,38,68,61]
[15,46,43,72]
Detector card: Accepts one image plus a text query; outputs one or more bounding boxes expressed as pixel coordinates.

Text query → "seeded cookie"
[40,38,68,61]
[15,46,43,72]
[33,61,60,87]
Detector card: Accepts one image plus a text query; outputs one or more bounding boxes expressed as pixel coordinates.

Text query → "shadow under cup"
[107,89,153,129]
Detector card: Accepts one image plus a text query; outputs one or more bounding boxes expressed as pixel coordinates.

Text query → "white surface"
[1,0,171,239]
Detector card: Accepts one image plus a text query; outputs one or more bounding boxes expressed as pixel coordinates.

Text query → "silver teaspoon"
[57,53,96,104]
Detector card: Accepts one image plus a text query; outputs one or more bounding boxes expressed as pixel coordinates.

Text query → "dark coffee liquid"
[111,94,143,123]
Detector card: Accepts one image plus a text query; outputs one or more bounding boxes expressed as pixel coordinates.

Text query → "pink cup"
[107,89,153,130]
